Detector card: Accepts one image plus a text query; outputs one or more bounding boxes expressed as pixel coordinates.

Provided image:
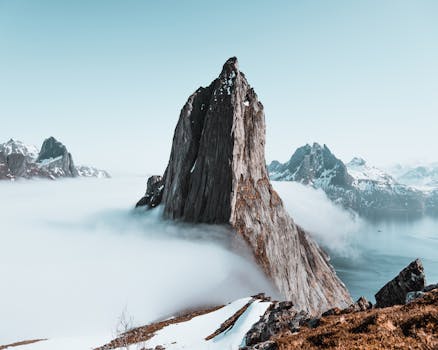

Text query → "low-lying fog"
[273,181,438,302]
[1,177,438,343]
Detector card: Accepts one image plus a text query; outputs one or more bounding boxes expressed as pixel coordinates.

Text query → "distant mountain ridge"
[0,137,110,180]
[268,143,435,218]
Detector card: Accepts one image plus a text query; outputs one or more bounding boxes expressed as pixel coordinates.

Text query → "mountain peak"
[136,59,351,314]
[348,157,367,167]
[37,137,68,162]
[222,56,239,71]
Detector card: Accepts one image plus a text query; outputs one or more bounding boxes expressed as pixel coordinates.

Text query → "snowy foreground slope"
[4,298,271,350]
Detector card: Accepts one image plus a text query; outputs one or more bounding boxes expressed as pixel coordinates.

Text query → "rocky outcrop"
[321,296,373,317]
[0,137,109,180]
[136,176,164,209]
[136,57,351,315]
[375,259,426,308]
[36,136,77,177]
[244,301,309,347]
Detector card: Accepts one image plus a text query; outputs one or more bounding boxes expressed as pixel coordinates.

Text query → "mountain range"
[0,137,109,180]
[268,143,437,218]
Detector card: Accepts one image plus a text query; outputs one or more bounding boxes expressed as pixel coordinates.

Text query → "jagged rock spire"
[137,57,352,314]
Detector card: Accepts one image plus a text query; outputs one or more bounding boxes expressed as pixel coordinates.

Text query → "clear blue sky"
[1,0,437,174]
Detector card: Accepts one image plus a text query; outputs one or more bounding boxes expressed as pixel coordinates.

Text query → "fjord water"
[1,177,438,343]
[330,216,438,301]
[273,181,438,301]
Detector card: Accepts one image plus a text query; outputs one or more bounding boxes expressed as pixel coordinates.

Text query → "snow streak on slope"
[114,298,271,350]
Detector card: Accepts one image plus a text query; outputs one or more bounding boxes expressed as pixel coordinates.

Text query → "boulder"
[405,291,426,303]
[375,259,425,308]
[135,175,164,209]
[244,301,309,346]
[424,283,438,292]
[241,341,278,350]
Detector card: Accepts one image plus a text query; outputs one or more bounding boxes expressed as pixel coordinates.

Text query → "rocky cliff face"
[36,136,77,177]
[136,57,351,315]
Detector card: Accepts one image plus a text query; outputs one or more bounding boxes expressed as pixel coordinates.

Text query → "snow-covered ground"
[0,138,38,160]
[347,157,397,187]
[4,298,271,350]
[4,335,112,350]
[117,298,271,350]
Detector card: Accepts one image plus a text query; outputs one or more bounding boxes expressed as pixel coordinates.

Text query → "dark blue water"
[330,216,438,302]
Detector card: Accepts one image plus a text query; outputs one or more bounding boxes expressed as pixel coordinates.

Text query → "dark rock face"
[136,175,164,208]
[36,137,77,177]
[424,283,438,292]
[37,136,68,162]
[322,296,373,316]
[6,153,26,177]
[349,296,373,312]
[269,143,353,188]
[245,301,309,346]
[0,152,7,179]
[375,259,426,308]
[161,75,232,223]
[136,57,351,315]
[242,341,278,350]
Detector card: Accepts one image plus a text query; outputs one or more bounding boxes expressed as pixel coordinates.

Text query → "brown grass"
[275,290,438,350]
[0,339,46,349]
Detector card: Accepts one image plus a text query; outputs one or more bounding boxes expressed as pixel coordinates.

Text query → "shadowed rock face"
[136,57,351,315]
[375,259,426,308]
[36,137,77,177]
[135,175,164,209]
[37,136,68,162]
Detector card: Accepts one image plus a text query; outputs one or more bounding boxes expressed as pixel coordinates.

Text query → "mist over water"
[2,177,438,344]
[273,181,438,301]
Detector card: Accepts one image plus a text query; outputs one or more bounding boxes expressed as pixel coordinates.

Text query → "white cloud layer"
[0,177,274,343]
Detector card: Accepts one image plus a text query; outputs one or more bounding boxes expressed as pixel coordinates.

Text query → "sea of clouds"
[0,177,274,343]
[3,176,436,344]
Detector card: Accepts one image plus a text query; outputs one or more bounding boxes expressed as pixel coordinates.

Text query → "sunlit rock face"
[137,57,351,315]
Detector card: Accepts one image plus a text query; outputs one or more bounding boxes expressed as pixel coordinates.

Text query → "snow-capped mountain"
[268,143,426,217]
[0,137,110,180]
[0,138,39,161]
[396,164,438,191]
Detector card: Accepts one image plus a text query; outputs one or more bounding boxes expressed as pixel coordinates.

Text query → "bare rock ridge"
[136,57,351,315]
[36,136,77,177]
[375,258,426,308]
